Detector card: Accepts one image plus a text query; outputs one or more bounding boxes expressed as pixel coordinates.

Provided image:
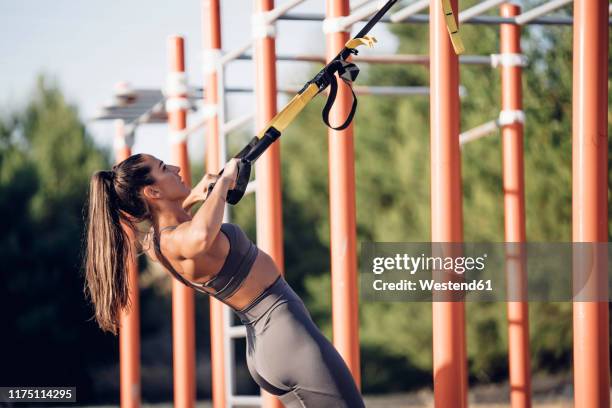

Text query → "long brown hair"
[83,154,155,335]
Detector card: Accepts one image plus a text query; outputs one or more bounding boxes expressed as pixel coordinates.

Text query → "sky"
[0,0,398,164]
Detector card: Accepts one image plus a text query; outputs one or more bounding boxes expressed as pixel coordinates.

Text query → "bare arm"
[191,176,232,239]
[182,192,202,212]
[182,173,221,212]
[166,160,239,259]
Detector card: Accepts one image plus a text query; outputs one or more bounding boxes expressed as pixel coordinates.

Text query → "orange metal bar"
[500,4,531,408]
[572,1,610,407]
[326,0,361,387]
[429,0,467,407]
[168,35,196,408]
[201,1,227,407]
[203,0,222,171]
[254,1,285,407]
[117,120,141,408]
[597,8,610,406]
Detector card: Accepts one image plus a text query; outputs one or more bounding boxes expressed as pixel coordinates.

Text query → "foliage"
[0,76,115,400]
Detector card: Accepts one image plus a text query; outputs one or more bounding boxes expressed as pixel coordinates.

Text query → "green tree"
[0,76,116,401]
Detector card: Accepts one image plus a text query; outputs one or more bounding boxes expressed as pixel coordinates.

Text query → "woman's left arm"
[182,194,201,212]
[182,173,220,212]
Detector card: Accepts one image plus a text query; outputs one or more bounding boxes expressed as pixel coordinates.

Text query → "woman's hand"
[183,159,240,210]
[197,173,222,200]
[182,173,221,210]
[220,158,240,190]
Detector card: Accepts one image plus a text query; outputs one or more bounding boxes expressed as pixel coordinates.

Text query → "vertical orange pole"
[325,0,361,386]
[572,1,610,407]
[596,7,610,407]
[254,1,285,407]
[203,0,222,173]
[117,120,141,408]
[201,2,227,407]
[167,36,196,408]
[500,4,531,408]
[429,0,467,407]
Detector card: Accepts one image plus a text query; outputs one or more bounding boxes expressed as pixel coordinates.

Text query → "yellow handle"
[345,35,378,50]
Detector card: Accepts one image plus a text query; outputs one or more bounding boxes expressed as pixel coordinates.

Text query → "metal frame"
[429,0,466,404]
[458,0,507,22]
[280,13,612,26]
[351,0,377,11]
[499,6,531,406]
[572,1,610,407]
[116,119,141,408]
[515,0,573,25]
[332,0,390,31]
[236,52,496,65]
[201,2,228,407]
[390,0,429,23]
[167,35,197,408]
[97,2,611,408]
[459,119,498,145]
[326,0,362,388]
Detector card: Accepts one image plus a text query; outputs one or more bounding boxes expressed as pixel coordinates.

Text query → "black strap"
[207,136,259,204]
[225,160,252,205]
[321,61,359,131]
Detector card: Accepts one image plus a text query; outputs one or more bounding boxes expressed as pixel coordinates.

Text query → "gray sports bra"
[153,223,259,303]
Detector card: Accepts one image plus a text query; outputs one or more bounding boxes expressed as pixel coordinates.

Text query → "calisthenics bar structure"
[98,1,610,407]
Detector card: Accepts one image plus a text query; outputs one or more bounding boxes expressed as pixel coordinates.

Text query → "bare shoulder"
[158,222,193,260]
[140,223,192,262]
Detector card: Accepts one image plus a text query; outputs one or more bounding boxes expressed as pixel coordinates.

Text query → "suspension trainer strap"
[320,60,359,130]
[207,0,464,205]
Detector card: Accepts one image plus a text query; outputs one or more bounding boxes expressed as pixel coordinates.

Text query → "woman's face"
[143,154,191,203]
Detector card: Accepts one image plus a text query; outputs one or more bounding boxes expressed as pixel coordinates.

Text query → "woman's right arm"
[166,159,239,259]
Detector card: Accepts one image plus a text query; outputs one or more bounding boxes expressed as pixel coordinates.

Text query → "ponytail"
[82,154,155,335]
[83,170,132,335]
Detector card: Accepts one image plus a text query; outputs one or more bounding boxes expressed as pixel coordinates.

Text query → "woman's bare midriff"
[157,229,281,311]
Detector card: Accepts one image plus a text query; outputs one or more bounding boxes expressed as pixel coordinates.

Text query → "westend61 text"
[373,279,493,291]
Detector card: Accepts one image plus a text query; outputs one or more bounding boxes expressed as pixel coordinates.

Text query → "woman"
[83,153,365,407]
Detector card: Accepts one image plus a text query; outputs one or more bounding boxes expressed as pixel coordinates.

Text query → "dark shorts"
[234,276,365,408]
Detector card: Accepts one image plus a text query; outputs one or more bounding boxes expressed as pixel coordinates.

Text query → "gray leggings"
[234,276,365,408]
